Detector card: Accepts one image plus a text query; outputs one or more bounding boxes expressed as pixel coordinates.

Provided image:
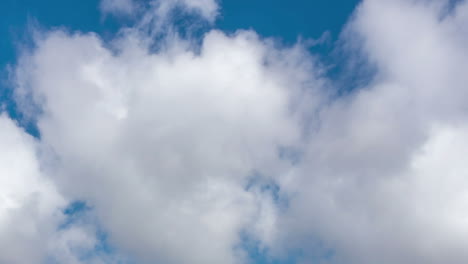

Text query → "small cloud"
[100,0,138,16]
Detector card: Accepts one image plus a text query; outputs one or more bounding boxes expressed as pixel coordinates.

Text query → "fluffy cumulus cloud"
[275,1,468,263]
[3,0,468,263]
[0,114,115,264]
[14,26,318,264]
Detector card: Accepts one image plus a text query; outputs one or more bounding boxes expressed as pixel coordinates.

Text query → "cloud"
[13,24,322,263]
[100,0,219,23]
[4,0,468,264]
[157,0,219,22]
[0,114,116,264]
[0,114,61,264]
[271,0,468,263]
[100,0,138,16]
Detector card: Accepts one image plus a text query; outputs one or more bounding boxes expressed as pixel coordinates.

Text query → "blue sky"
[0,0,359,90]
[0,0,358,62]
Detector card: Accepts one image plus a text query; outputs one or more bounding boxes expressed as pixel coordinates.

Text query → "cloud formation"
[3,0,468,263]
[0,115,115,264]
[14,26,319,264]
[101,0,219,22]
[100,0,138,16]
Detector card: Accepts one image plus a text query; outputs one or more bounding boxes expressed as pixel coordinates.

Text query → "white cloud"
[100,0,138,16]
[0,114,111,264]
[271,0,468,263]
[5,0,468,263]
[0,114,61,264]
[13,26,321,264]
[157,0,219,22]
[100,0,219,22]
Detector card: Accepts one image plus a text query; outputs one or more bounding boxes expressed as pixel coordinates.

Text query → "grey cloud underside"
[2,0,468,263]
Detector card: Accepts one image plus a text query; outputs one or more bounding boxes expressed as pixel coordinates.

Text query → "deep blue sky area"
[0,0,123,76]
[217,0,358,42]
[0,0,360,78]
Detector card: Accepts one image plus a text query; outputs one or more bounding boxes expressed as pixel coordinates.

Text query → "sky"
[2,0,468,264]
[0,0,358,134]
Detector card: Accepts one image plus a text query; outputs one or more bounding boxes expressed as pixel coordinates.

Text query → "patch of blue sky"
[245,171,287,207]
[217,0,358,43]
[246,236,336,264]
[238,230,304,264]
[59,200,91,230]
[240,230,336,264]
[56,200,136,264]
[242,170,338,264]
[243,241,334,264]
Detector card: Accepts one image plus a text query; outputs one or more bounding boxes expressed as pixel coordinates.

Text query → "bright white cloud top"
[2,0,468,263]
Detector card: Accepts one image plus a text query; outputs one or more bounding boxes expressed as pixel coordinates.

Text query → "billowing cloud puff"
[0,114,61,264]
[14,25,322,263]
[0,115,115,264]
[274,1,468,263]
[3,0,468,263]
